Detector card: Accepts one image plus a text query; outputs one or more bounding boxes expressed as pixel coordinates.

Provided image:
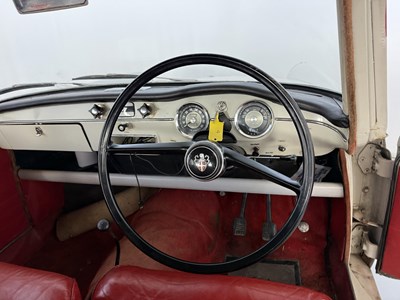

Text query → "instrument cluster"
[175,100,274,139]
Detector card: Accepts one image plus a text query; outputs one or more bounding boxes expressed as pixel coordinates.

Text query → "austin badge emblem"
[194,153,210,172]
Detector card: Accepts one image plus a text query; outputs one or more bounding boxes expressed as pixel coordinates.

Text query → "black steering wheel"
[98,54,315,274]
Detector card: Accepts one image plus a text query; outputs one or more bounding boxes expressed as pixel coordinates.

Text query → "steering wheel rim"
[98,53,315,274]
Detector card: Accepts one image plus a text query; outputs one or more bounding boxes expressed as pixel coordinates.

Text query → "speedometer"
[234,101,273,138]
[176,103,209,138]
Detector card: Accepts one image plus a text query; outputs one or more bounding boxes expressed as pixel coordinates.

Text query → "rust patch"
[341,0,357,154]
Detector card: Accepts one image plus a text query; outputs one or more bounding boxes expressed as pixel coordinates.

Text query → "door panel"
[0,149,30,249]
[377,154,400,278]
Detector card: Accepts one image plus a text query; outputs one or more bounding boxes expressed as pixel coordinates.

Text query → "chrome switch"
[89,104,105,119]
[138,103,152,118]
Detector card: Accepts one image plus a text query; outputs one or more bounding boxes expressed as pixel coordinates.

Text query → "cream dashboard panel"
[0,123,91,151]
[0,94,348,155]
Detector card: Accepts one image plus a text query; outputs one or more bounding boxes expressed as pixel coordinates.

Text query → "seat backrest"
[92,265,331,300]
[0,262,81,300]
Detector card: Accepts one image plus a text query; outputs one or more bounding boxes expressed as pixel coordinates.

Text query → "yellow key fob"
[208,113,224,142]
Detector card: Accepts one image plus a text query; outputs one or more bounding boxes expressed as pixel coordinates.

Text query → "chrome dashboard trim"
[275,118,348,142]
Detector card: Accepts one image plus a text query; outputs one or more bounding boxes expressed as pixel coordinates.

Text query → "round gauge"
[176,103,209,137]
[235,101,273,138]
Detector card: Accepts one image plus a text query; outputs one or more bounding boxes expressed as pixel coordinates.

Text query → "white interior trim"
[18,169,344,198]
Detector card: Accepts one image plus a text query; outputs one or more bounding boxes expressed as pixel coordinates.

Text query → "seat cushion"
[0,262,81,300]
[92,265,331,300]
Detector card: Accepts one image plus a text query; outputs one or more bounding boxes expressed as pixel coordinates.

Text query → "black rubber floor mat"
[227,258,301,285]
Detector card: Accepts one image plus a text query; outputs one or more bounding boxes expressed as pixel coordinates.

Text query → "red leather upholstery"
[0,262,81,300]
[93,265,331,300]
[91,190,333,299]
[91,190,226,287]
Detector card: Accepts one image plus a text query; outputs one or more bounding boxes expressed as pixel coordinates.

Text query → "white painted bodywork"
[337,0,388,299]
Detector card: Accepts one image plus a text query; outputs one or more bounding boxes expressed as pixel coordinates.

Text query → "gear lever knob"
[96,218,120,266]
[97,219,110,231]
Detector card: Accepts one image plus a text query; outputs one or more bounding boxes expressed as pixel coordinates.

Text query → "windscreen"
[0,0,341,92]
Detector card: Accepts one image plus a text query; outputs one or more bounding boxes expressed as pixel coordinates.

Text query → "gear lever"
[262,194,277,241]
[233,193,247,236]
[97,219,120,265]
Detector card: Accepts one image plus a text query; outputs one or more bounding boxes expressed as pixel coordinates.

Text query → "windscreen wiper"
[72,74,139,80]
[72,73,185,82]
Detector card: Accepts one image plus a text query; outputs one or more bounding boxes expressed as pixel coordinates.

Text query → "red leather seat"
[0,262,81,300]
[92,265,331,300]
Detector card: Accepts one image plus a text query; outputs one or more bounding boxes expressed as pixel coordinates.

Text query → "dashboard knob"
[138,103,152,118]
[89,104,105,119]
[118,123,128,132]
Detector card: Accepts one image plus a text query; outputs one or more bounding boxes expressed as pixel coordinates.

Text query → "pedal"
[233,193,247,236]
[262,194,277,241]
[233,217,247,236]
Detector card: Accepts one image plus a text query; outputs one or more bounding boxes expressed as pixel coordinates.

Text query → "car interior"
[0,54,353,299]
[6,0,394,298]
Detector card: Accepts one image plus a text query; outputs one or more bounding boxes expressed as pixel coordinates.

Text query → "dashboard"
[0,82,348,157]
[0,82,348,197]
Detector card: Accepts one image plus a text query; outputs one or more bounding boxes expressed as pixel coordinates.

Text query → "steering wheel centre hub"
[184,141,225,181]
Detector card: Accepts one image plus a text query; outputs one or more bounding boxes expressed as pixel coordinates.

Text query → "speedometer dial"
[176,103,209,137]
[235,101,273,138]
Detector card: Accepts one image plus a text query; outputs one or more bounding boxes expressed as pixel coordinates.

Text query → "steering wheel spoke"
[224,147,301,195]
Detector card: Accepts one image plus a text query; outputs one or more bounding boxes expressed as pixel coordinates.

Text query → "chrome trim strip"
[0,118,174,125]
[275,117,348,142]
